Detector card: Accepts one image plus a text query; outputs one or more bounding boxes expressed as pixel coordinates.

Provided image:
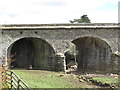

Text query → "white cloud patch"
[41,1,65,6]
[0,0,118,24]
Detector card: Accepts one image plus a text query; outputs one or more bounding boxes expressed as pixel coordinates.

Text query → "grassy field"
[13,70,119,88]
[92,75,119,87]
[14,70,83,88]
[92,77,118,84]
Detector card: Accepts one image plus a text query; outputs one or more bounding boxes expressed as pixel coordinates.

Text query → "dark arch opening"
[72,37,112,73]
[7,37,55,70]
[65,51,76,69]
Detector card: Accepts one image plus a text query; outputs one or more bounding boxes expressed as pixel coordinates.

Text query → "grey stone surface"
[0,23,119,73]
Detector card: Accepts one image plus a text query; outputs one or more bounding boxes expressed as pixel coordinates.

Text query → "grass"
[13,70,119,88]
[13,70,81,88]
[92,76,119,88]
[92,77,118,84]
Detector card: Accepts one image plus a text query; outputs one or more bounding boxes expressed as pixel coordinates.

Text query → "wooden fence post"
[10,71,13,89]
[18,79,20,90]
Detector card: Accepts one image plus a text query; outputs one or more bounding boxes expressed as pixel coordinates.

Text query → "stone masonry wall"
[0,24,119,73]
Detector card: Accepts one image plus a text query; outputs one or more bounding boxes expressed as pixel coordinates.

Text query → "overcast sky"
[0,0,118,24]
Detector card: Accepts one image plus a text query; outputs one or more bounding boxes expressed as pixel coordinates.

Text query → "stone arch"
[72,36,113,73]
[7,37,55,70]
[71,34,117,52]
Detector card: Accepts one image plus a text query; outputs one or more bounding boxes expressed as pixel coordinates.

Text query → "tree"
[70,15,91,23]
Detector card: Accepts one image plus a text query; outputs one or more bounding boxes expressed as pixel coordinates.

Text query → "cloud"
[0,0,118,24]
[89,10,118,23]
[41,1,65,6]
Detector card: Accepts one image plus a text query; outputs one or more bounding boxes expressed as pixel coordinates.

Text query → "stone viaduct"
[0,23,119,73]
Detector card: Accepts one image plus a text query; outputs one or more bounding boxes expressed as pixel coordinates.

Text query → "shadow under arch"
[72,36,113,73]
[7,37,55,70]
